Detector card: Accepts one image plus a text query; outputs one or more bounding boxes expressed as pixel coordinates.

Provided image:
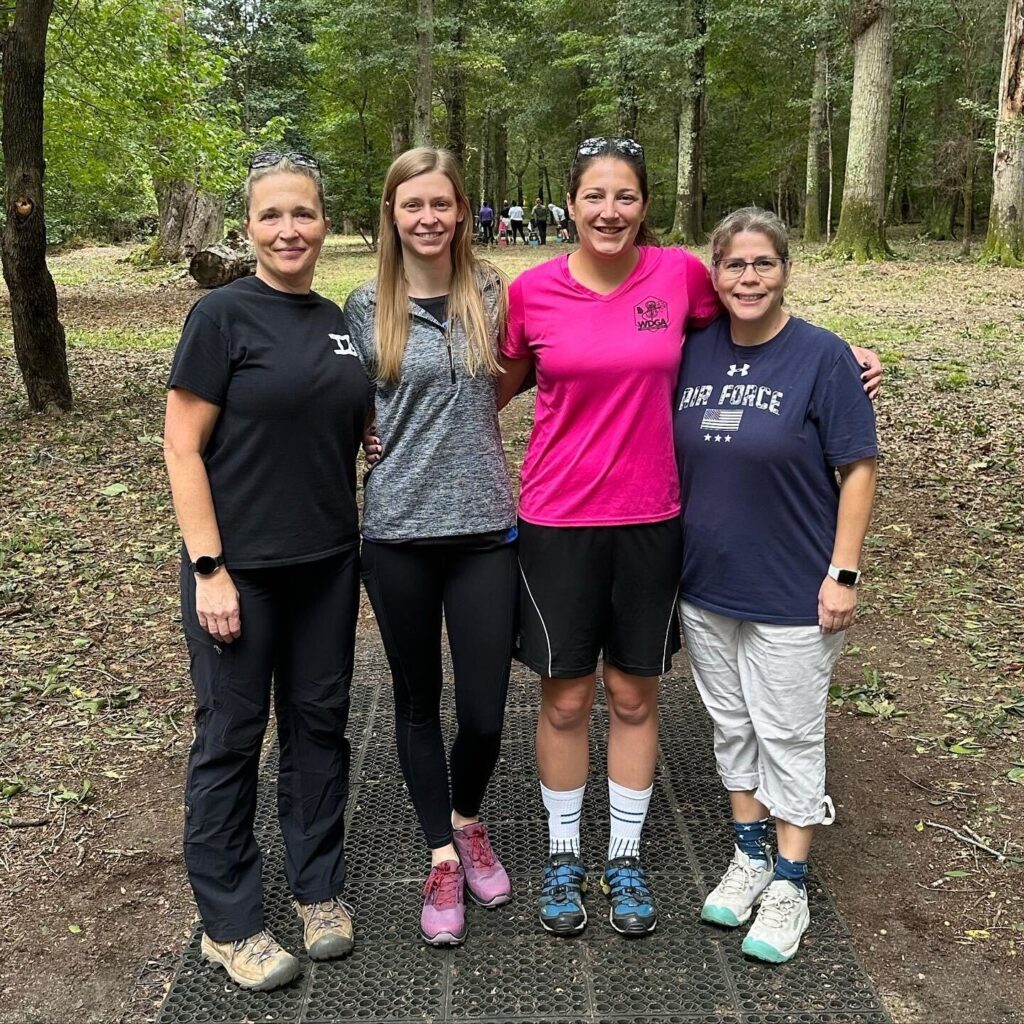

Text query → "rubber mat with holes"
[156,645,893,1024]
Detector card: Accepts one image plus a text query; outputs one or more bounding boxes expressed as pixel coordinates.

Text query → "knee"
[542,688,592,732]
[606,687,657,728]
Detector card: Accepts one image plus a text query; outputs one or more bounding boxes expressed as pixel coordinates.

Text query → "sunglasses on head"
[573,137,645,166]
[248,150,321,172]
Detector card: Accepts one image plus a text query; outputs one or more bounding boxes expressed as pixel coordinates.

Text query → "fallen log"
[189,240,256,288]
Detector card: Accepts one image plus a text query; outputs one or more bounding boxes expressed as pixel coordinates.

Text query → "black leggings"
[361,539,517,848]
[510,220,527,243]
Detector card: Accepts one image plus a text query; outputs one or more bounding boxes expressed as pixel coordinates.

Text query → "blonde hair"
[244,157,325,219]
[374,147,506,384]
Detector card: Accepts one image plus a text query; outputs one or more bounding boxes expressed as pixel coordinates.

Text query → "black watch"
[190,553,225,577]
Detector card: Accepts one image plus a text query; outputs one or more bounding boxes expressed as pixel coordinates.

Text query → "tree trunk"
[829,0,894,261]
[884,86,908,224]
[495,121,507,206]
[154,179,224,263]
[189,240,256,288]
[670,0,705,244]
[413,0,433,147]
[391,120,410,158]
[0,0,72,413]
[960,129,978,256]
[804,39,827,242]
[445,15,466,164]
[983,0,1024,264]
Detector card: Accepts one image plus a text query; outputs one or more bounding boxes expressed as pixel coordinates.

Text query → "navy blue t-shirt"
[674,314,877,625]
[168,275,372,568]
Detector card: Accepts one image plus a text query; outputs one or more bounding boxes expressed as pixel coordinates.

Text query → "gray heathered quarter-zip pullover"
[344,278,516,541]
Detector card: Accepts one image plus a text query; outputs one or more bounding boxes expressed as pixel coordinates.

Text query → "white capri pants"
[680,600,844,828]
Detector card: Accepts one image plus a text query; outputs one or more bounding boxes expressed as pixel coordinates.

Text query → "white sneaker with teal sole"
[741,879,810,963]
[701,845,774,927]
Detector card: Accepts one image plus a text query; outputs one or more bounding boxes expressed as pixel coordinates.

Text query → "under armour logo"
[727,363,750,377]
[331,333,356,357]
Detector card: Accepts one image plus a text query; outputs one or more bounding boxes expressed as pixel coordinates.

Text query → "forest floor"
[0,233,1022,1024]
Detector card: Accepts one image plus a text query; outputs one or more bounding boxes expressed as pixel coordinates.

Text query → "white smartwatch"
[828,564,861,587]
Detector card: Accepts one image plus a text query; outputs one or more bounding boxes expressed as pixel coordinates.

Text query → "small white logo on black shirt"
[331,333,356,356]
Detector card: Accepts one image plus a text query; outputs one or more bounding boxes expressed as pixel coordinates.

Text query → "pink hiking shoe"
[452,822,512,907]
[420,860,467,945]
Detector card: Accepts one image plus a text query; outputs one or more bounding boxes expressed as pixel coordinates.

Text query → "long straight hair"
[374,147,506,384]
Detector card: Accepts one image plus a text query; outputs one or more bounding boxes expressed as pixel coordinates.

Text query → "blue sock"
[774,854,808,890]
[731,819,769,865]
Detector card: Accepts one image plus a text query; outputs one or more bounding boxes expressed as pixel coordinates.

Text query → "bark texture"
[413,0,433,146]
[670,0,705,244]
[1,0,72,412]
[983,0,1024,264]
[154,180,224,263]
[830,0,894,261]
[189,236,255,289]
[804,40,827,242]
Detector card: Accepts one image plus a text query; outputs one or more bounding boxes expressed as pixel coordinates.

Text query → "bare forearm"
[164,449,224,560]
[832,459,876,568]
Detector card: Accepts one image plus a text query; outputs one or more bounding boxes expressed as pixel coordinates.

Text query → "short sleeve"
[681,250,721,327]
[501,276,530,360]
[167,306,231,406]
[812,346,879,468]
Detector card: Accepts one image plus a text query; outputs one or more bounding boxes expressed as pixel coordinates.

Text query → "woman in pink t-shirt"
[497,138,718,937]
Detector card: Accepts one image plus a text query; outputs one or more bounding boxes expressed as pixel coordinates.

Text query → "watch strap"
[191,553,225,576]
[828,563,861,587]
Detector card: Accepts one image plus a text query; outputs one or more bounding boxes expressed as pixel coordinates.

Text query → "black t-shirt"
[167,275,372,568]
[411,294,449,325]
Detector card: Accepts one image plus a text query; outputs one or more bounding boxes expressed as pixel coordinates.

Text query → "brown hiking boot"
[200,930,301,991]
[296,897,355,960]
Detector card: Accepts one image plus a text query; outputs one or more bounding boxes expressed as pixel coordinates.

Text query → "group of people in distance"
[479,197,570,245]
[163,137,881,993]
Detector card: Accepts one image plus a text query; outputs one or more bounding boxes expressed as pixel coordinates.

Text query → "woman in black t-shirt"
[164,153,371,992]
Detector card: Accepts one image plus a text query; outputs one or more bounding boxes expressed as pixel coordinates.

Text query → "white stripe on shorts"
[518,557,554,677]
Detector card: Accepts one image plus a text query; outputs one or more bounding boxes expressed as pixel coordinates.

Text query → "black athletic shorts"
[514,516,682,679]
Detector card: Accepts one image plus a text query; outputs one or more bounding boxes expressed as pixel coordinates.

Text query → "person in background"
[530,198,549,244]
[548,202,568,241]
[479,199,495,244]
[496,138,882,941]
[164,151,370,990]
[508,200,527,245]
[345,147,516,947]
[676,207,877,964]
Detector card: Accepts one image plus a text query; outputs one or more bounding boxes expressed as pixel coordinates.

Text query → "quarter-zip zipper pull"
[443,320,456,384]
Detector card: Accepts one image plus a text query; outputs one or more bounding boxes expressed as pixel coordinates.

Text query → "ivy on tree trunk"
[1,0,72,413]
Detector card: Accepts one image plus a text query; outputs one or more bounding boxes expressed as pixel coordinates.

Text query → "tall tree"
[1,0,72,412]
[829,0,894,260]
[414,0,434,145]
[804,31,828,241]
[983,0,1024,264]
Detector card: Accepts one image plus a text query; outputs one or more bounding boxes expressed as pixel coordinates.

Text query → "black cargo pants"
[180,547,359,942]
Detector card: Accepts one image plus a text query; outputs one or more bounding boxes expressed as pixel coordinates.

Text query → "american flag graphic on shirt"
[700,409,744,432]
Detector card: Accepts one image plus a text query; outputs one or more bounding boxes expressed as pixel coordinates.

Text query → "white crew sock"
[607,778,653,860]
[540,781,586,857]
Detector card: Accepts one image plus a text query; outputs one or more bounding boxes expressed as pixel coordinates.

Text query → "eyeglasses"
[248,150,321,172]
[573,137,645,167]
[713,257,788,279]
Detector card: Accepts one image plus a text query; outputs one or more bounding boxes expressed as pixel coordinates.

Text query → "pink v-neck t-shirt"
[503,246,721,527]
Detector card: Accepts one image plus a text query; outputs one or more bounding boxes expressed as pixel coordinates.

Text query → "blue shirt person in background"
[673,207,877,964]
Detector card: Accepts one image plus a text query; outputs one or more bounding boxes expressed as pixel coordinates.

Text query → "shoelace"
[232,931,280,966]
[305,897,354,930]
[756,885,802,927]
[606,865,651,906]
[718,856,767,897]
[423,864,462,908]
[462,826,496,868]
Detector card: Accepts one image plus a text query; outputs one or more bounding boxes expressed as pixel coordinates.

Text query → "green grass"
[65,327,180,351]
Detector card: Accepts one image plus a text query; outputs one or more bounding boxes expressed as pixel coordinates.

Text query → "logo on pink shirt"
[634,296,669,332]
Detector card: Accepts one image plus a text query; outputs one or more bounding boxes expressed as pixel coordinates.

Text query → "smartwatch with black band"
[827,563,861,587]
[190,553,225,577]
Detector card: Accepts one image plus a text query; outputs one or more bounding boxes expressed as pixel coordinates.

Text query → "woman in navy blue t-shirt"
[674,207,877,964]
[164,153,371,991]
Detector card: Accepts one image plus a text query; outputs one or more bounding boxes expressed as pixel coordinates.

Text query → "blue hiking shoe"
[538,853,588,935]
[600,856,657,935]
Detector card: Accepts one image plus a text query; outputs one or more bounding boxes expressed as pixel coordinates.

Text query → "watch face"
[836,569,859,586]
[194,556,219,576]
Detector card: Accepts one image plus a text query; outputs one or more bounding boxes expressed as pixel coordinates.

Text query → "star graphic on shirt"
[714,434,722,442]
[703,434,712,442]
[724,435,732,443]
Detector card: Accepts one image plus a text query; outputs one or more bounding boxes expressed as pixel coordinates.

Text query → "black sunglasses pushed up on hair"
[572,137,645,167]
[248,150,321,172]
